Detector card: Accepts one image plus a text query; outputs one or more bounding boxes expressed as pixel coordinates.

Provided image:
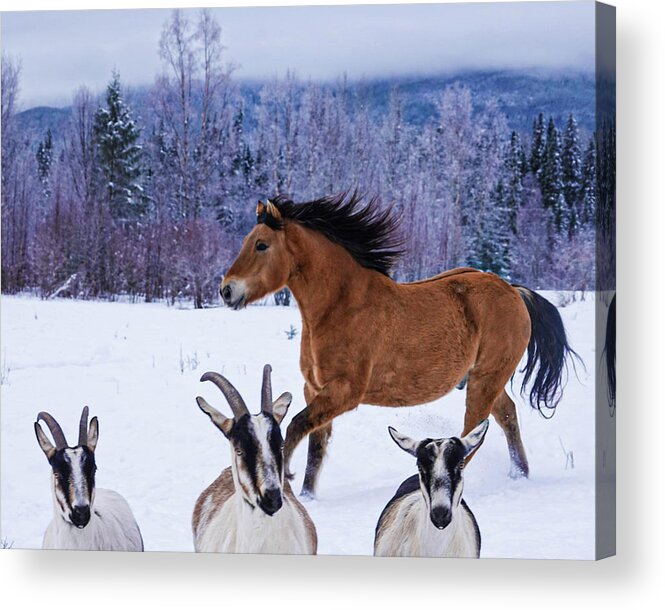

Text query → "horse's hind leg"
[491,390,529,478]
[301,423,333,499]
[463,367,527,475]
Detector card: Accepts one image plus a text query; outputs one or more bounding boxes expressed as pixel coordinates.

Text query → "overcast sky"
[1,2,595,108]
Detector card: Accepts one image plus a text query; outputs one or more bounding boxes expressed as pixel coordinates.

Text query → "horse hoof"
[299,489,316,502]
[509,465,529,479]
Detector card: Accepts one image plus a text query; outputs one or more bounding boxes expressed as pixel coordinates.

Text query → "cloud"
[1,2,595,108]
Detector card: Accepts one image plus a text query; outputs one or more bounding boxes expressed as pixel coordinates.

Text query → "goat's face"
[196,366,292,517]
[34,408,99,529]
[228,413,286,515]
[388,420,489,530]
[49,446,97,528]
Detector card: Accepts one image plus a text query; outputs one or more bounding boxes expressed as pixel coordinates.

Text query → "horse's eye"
[256,242,269,252]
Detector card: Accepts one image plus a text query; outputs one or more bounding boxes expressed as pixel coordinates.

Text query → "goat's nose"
[221,284,233,304]
[430,506,452,530]
[71,505,91,528]
[260,488,283,516]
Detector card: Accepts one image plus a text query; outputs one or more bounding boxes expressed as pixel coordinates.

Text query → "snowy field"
[1,292,597,559]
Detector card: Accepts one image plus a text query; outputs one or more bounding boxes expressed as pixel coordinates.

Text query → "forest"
[1,9,614,307]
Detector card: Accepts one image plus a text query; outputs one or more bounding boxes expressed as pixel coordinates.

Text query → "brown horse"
[220,193,577,497]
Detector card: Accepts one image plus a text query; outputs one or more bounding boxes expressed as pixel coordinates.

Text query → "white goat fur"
[43,487,143,551]
[193,468,316,554]
[374,490,479,558]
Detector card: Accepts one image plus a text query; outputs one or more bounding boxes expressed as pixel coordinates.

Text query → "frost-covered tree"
[36,128,54,200]
[529,112,546,176]
[64,87,97,208]
[505,130,527,235]
[510,175,551,287]
[429,83,476,268]
[93,72,145,221]
[465,99,508,272]
[579,138,597,226]
[540,117,566,235]
[562,114,582,236]
[154,8,236,219]
[467,178,511,276]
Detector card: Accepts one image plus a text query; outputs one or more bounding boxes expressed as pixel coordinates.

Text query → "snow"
[0,292,597,558]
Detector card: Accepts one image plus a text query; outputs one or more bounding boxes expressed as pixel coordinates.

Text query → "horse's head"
[220,200,292,309]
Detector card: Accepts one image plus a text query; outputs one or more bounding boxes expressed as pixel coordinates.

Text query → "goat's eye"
[235,449,244,457]
[256,242,269,252]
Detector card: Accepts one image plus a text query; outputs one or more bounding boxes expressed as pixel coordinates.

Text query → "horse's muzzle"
[220,280,246,310]
[220,284,233,304]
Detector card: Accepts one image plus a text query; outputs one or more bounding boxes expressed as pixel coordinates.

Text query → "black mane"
[261,192,404,276]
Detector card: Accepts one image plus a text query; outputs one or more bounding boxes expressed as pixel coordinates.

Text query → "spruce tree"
[93,72,145,222]
[540,117,566,235]
[505,131,526,235]
[36,128,53,199]
[529,112,546,176]
[579,138,597,226]
[562,114,582,237]
[467,179,511,276]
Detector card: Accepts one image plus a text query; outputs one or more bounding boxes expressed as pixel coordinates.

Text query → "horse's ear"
[256,200,266,218]
[265,199,282,221]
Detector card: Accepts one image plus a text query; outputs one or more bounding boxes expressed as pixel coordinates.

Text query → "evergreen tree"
[529,112,546,176]
[505,130,527,235]
[36,128,53,199]
[562,114,582,237]
[93,72,145,222]
[579,138,597,226]
[540,117,566,235]
[467,178,511,276]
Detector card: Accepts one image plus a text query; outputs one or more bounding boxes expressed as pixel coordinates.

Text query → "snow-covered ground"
[1,292,597,558]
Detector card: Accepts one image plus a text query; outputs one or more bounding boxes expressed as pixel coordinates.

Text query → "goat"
[192,365,317,554]
[374,420,489,558]
[34,407,144,551]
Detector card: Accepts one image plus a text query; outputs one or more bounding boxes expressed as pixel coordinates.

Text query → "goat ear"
[197,396,234,437]
[271,392,292,425]
[34,422,56,460]
[388,427,419,457]
[87,416,99,452]
[461,419,490,456]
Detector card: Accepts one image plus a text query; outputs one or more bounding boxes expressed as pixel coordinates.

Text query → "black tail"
[514,286,581,416]
[604,294,616,411]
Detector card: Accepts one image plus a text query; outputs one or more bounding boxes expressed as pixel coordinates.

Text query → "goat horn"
[261,364,273,412]
[36,411,68,450]
[78,406,89,446]
[200,372,248,419]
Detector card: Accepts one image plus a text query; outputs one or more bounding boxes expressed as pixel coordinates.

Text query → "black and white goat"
[192,365,317,554]
[34,408,143,551]
[374,420,489,558]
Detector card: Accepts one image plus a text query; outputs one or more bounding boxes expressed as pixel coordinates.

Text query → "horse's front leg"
[283,377,364,484]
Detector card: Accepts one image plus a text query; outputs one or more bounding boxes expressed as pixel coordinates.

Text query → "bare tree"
[153,9,235,219]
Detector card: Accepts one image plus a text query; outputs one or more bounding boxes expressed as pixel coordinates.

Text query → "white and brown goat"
[34,408,143,551]
[192,365,317,554]
[374,420,489,558]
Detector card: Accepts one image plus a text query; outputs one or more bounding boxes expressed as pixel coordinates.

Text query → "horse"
[219,192,577,498]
